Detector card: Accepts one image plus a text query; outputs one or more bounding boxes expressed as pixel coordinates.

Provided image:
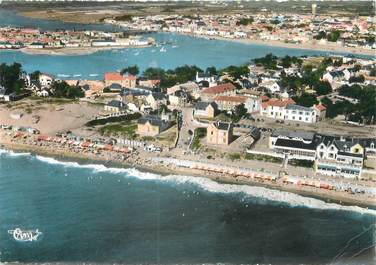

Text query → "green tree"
[349,75,365,83]
[0,63,25,94]
[314,81,332,96]
[254,53,278,70]
[174,65,202,84]
[231,103,248,122]
[280,55,302,68]
[205,66,217,75]
[30,70,41,82]
[292,93,318,107]
[353,64,362,72]
[327,30,341,42]
[121,65,139,76]
[370,68,376,77]
[143,67,166,80]
[51,81,84,99]
[237,17,254,26]
[158,104,169,115]
[314,31,326,40]
[221,65,249,79]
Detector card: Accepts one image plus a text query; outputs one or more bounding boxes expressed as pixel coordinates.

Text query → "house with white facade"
[260,98,325,123]
[260,98,295,120]
[315,136,364,179]
[196,72,218,87]
[322,69,351,89]
[39,73,54,87]
[284,105,318,123]
[259,80,281,93]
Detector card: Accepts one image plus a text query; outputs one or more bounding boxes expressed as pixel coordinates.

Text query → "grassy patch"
[228,153,241,161]
[99,121,137,138]
[141,136,155,142]
[28,96,76,105]
[86,113,141,126]
[191,127,206,150]
[245,153,283,163]
[214,113,232,122]
[288,159,314,168]
[156,125,177,147]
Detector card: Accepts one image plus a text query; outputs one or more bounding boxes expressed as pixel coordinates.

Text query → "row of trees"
[142,65,205,89]
[314,30,341,42]
[253,53,303,70]
[51,81,84,99]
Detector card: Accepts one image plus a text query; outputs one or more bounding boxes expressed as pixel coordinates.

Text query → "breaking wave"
[0,148,31,157]
[2,149,375,216]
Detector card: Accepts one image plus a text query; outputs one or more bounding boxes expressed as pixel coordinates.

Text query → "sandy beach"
[1,131,375,209]
[178,32,376,57]
[17,44,152,56]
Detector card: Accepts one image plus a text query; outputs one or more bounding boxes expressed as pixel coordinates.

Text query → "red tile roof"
[202,83,236,94]
[315,104,327,111]
[104,72,136,81]
[264,98,295,107]
[214,95,247,103]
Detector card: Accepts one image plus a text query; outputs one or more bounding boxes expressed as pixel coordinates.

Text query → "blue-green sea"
[0,150,375,264]
[0,9,375,264]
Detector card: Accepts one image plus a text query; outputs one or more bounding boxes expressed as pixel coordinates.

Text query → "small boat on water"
[8,228,42,242]
[57,74,70,78]
[134,51,140,56]
[160,47,166,52]
[172,45,179,48]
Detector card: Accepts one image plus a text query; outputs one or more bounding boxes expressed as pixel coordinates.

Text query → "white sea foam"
[3,151,375,216]
[0,148,30,157]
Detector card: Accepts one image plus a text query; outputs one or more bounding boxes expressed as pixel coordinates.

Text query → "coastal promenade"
[154,157,376,199]
[2,129,373,208]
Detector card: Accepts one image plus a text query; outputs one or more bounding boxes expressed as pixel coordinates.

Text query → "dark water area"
[0,152,374,264]
[0,9,375,264]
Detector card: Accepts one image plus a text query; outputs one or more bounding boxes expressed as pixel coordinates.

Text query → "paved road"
[177,107,208,150]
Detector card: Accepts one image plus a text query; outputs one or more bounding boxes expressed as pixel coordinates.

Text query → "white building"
[39,74,54,87]
[315,136,364,179]
[196,72,217,87]
[260,98,325,124]
[284,105,317,123]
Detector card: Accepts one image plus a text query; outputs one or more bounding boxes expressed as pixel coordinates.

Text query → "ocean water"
[0,10,375,264]
[0,150,375,264]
